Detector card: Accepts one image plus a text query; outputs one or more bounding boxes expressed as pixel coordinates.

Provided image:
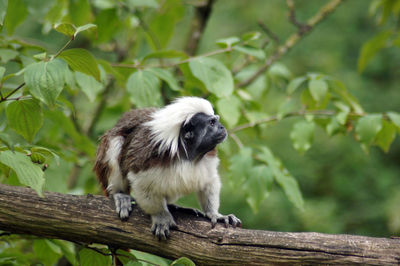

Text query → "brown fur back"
[93,108,158,196]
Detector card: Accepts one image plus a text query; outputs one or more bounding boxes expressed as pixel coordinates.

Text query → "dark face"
[179,112,227,161]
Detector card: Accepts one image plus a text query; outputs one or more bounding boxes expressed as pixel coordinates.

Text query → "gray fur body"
[94,97,241,239]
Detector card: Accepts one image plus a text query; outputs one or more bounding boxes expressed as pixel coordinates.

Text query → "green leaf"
[31,146,60,165]
[147,68,180,91]
[0,150,45,196]
[148,0,184,49]
[216,95,241,128]
[244,165,273,213]
[4,0,27,35]
[268,63,292,80]
[75,72,103,102]
[334,101,350,125]
[290,120,315,153]
[54,23,76,38]
[308,79,328,102]
[258,146,304,211]
[235,65,267,99]
[326,117,344,136]
[6,99,43,143]
[0,66,5,80]
[287,76,307,95]
[127,70,161,108]
[127,0,159,8]
[0,132,14,151]
[79,248,111,266]
[59,48,100,81]
[24,59,68,106]
[229,147,253,186]
[116,249,137,265]
[330,80,363,114]
[216,36,240,48]
[376,120,396,152]
[358,30,392,73]
[142,50,188,62]
[388,112,400,129]
[241,31,261,42]
[355,114,383,145]
[171,257,196,266]
[74,23,97,38]
[233,45,265,60]
[0,0,7,26]
[51,240,78,266]
[33,239,62,265]
[189,57,233,97]
[277,98,298,120]
[0,48,18,63]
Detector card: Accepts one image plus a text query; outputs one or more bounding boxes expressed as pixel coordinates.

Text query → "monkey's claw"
[151,213,178,241]
[206,213,242,228]
[113,193,132,220]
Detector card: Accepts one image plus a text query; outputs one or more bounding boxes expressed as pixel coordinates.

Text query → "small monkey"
[94,97,241,239]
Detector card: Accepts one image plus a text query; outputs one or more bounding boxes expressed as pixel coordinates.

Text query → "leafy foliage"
[0,0,399,264]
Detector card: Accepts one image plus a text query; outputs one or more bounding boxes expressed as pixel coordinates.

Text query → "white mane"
[145,97,214,156]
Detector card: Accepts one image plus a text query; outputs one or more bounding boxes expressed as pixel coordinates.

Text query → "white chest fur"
[127,155,220,203]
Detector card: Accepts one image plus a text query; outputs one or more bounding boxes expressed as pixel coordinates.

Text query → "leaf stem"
[53,38,74,59]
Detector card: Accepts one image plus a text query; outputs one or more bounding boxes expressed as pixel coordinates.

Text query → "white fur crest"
[144,97,214,156]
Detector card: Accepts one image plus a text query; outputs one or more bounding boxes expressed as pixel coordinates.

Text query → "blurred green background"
[4,0,400,239]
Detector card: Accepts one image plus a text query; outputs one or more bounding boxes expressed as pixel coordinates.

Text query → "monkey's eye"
[209,118,216,127]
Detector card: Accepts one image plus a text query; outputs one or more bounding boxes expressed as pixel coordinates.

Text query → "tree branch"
[0,184,399,265]
[229,109,363,134]
[236,0,345,88]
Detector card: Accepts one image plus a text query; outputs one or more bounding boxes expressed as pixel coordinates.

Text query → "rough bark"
[0,184,399,265]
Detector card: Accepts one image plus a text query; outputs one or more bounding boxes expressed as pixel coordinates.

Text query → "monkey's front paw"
[151,213,178,241]
[112,193,132,220]
[206,212,242,229]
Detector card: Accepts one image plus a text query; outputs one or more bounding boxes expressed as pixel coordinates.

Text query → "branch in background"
[286,0,312,34]
[236,0,345,88]
[257,20,280,43]
[111,46,233,69]
[229,109,363,133]
[185,0,216,55]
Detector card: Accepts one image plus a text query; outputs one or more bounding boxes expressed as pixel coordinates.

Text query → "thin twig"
[229,132,244,148]
[257,20,280,43]
[0,82,26,102]
[286,0,311,33]
[111,46,233,69]
[236,0,345,88]
[229,109,363,133]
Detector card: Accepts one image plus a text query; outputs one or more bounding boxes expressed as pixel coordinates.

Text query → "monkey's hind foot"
[151,212,178,241]
[206,212,242,229]
[112,193,132,220]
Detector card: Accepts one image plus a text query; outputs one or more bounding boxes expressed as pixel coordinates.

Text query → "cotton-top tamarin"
[94,97,241,239]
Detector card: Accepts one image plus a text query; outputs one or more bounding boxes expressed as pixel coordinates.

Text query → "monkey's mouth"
[216,130,227,143]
